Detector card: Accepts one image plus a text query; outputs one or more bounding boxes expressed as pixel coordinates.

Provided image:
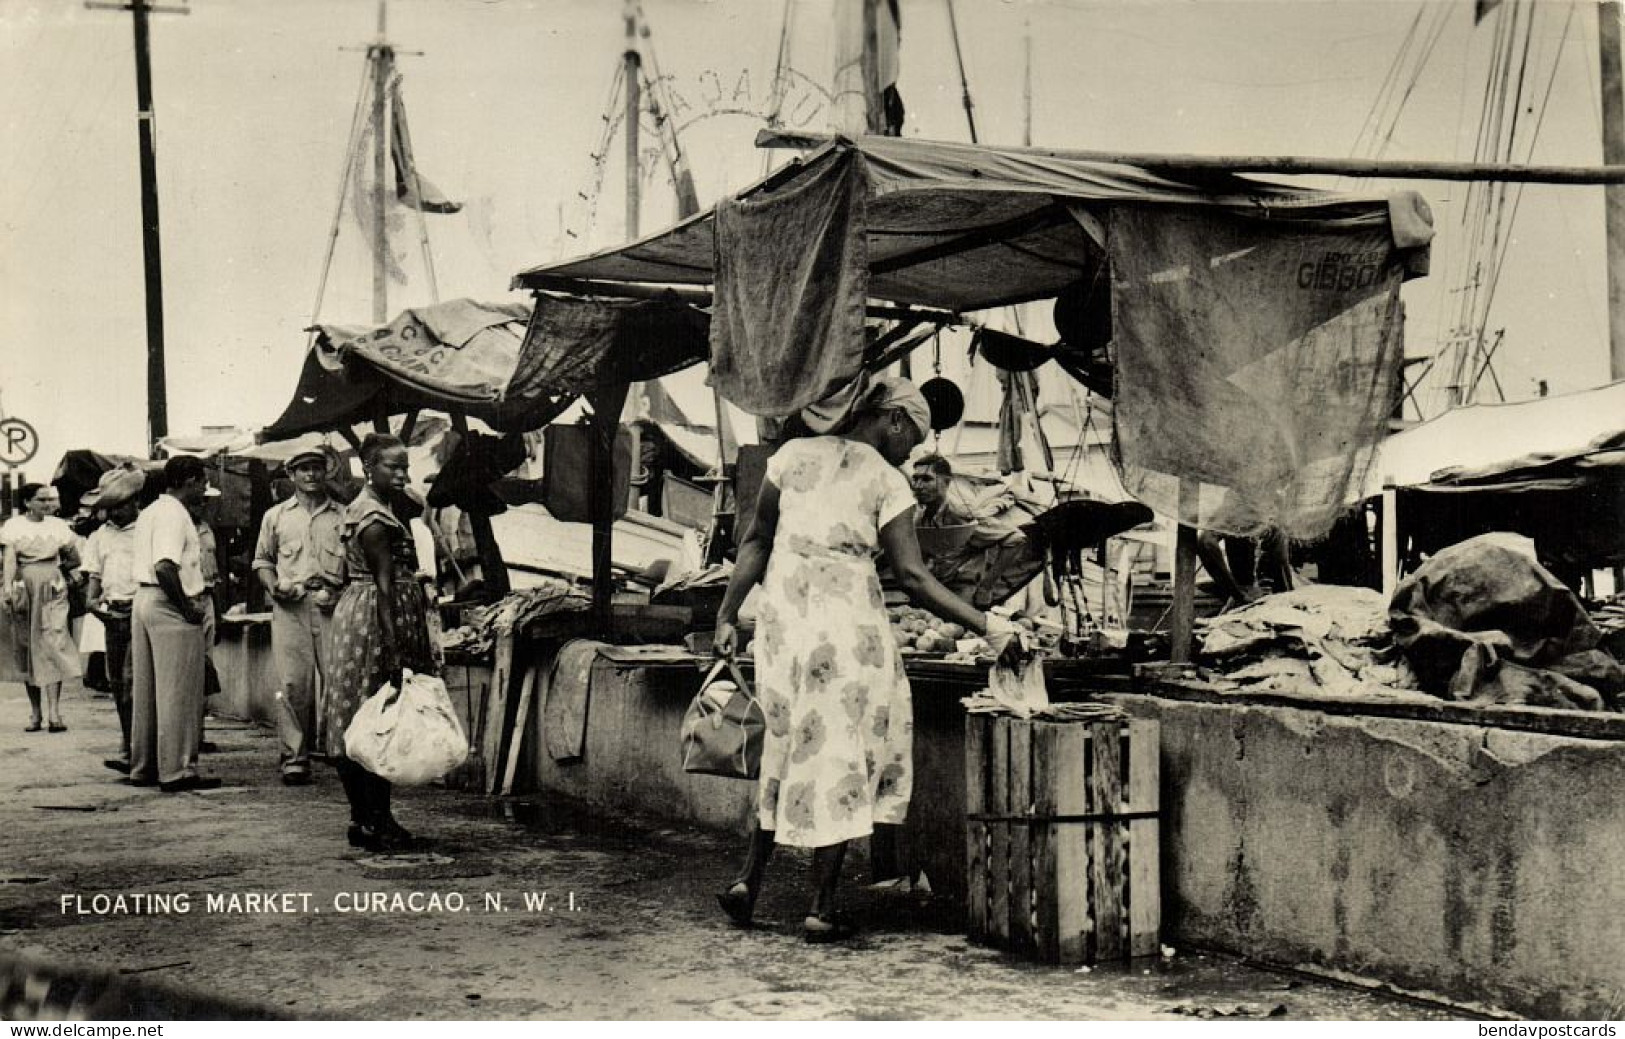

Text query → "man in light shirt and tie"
[253,447,344,786]
[129,455,221,793]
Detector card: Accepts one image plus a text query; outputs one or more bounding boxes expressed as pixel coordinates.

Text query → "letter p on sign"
[0,418,39,467]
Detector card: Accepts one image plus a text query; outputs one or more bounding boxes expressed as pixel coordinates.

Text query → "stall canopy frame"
[514,134,1432,312]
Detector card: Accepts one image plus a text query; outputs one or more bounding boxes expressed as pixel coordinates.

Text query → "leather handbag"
[680,657,764,780]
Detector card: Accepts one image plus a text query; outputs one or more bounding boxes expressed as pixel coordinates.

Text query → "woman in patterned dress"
[1,483,83,732]
[713,377,1018,942]
[322,434,437,852]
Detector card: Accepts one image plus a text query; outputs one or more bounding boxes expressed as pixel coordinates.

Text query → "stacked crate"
[965,714,1161,963]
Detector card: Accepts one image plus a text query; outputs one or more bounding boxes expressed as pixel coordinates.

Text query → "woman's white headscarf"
[799,372,931,440]
[864,375,931,440]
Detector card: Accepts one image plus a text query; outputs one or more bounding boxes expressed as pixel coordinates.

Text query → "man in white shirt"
[129,455,221,793]
[253,447,343,785]
[81,472,144,774]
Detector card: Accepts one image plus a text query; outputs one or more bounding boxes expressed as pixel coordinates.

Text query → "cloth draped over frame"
[1105,206,1407,541]
[708,149,871,415]
[267,299,569,438]
[508,294,710,401]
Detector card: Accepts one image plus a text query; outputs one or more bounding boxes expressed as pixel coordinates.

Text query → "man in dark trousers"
[81,471,144,774]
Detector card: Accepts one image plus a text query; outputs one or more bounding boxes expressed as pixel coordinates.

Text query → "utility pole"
[87,0,187,449]
[371,1,393,325]
[1600,2,1625,378]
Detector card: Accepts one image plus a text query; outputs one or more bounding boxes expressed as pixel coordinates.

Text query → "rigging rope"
[761,0,796,178]
[308,59,377,329]
[394,76,442,304]
[570,60,627,249]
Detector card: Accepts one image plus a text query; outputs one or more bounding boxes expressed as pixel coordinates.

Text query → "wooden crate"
[965,714,1160,963]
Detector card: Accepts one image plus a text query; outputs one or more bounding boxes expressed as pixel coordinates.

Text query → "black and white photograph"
[1,0,1623,1023]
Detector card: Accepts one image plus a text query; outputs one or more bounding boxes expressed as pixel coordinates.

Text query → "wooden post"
[755,129,1625,184]
[86,0,188,444]
[448,411,510,600]
[588,384,631,637]
[1601,1,1625,378]
[1381,481,1400,602]
[1169,479,1199,664]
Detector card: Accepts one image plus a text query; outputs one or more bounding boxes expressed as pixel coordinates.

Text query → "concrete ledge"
[499,647,1625,1017]
[1106,691,1625,1019]
[210,616,277,726]
[518,659,757,833]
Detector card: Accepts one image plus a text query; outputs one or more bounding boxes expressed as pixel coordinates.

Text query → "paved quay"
[0,680,1463,1021]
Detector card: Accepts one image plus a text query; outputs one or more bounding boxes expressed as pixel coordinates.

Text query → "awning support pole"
[588,384,631,636]
[1381,481,1399,602]
[754,129,1625,184]
[1169,479,1199,664]
[449,411,510,600]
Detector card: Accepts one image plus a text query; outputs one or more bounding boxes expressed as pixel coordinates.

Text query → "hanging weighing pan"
[974,327,1051,373]
[919,377,965,431]
[1020,499,1154,556]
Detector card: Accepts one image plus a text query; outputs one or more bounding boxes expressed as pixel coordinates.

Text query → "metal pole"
[1600,2,1625,377]
[132,0,168,445]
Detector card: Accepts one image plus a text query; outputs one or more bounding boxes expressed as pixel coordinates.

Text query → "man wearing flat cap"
[80,466,145,772]
[253,447,343,785]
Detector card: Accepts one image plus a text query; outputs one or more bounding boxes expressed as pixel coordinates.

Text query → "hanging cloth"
[708,150,871,415]
[1106,206,1406,540]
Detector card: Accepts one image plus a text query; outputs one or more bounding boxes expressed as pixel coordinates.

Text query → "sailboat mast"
[371,1,393,325]
[624,0,642,240]
[1022,22,1033,148]
[1600,1,1625,378]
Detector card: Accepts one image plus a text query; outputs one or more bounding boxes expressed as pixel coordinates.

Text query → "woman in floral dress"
[713,377,1017,942]
[323,434,437,852]
[1,483,82,732]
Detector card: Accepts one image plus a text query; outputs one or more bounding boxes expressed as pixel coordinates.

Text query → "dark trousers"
[102,610,134,762]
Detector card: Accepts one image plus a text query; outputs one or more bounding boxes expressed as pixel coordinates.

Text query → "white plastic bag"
[986,657,1050,718]
[344,669,469,786]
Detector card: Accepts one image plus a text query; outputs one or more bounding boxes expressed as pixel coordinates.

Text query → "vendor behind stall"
[909,454,1044,609]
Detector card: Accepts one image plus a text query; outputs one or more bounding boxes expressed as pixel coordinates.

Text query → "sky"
[0,0,1616,482]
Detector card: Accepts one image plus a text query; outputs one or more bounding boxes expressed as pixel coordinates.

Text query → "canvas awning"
[1367,380,1625,495]
[515,135,1432,313]
[265,299,570,440]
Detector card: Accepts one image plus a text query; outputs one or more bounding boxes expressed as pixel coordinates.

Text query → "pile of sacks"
[1198,533,1624,712]
[1198,584,1419,699]
[1388,534,1623,712]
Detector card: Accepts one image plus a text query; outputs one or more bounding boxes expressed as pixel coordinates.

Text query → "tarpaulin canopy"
[265,299,572,440]
[515,135,1432,313]
[1366,379,1625,494]
[516,136,1432,539]
[1390,415,1625,572]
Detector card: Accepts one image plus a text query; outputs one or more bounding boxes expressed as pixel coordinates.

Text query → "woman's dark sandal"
[716,884,755,927]
[802,916,858,944]
[24,721,42,732]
